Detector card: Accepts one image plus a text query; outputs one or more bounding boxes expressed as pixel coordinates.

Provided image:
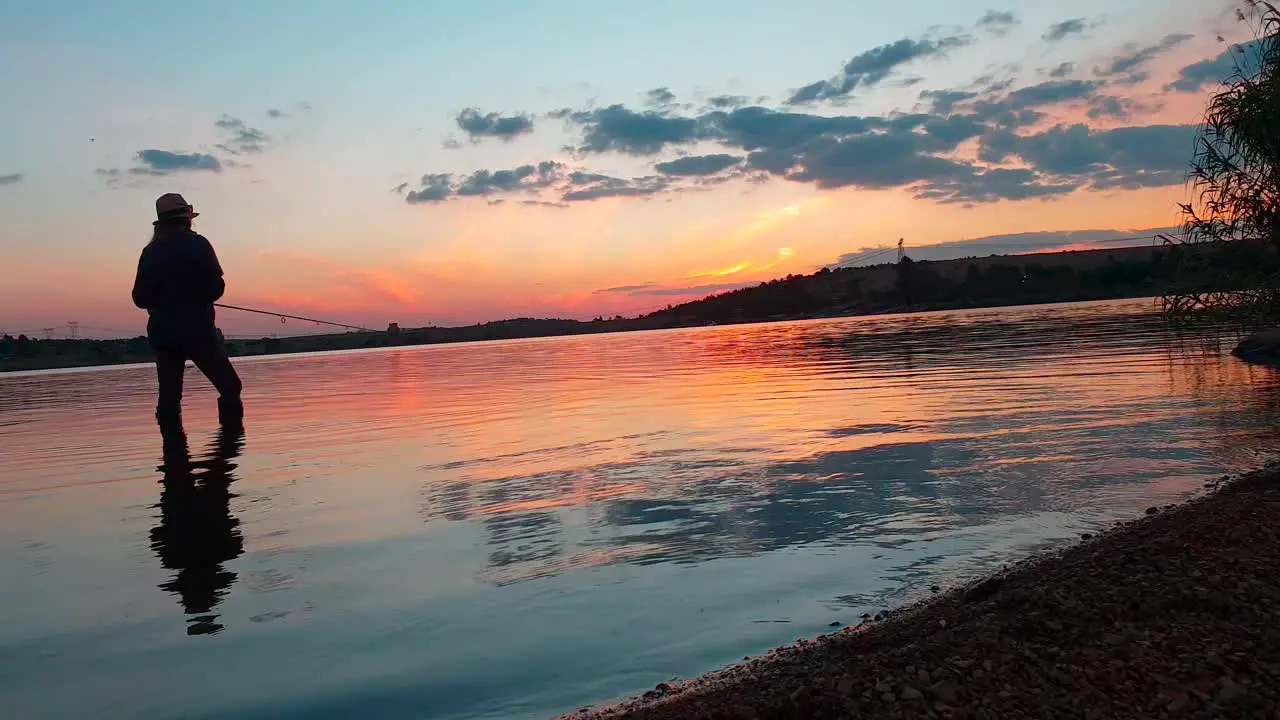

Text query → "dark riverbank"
[563,467,1280,719]
[0,293,1162,373]
[4,240,1272,372]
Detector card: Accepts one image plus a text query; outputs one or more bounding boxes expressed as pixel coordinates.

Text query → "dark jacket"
[132,230,226,347]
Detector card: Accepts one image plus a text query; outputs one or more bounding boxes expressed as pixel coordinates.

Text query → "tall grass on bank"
[1161,1,1280,324]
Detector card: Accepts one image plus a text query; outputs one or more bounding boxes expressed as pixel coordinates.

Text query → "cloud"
[395,16,1208,211]
[1044,18,1088,42]
[654,154,744,176]
[97,150,223,185]
[1001,79,1099,108]
[406,71,1184,207]
[979,123,1196,190]
[134,150,223,175]
[915,167,1079,204]
[952,79,1098,131]
[1087,95,1135,120]
[405,173,453,204]
[561,172,669,202]
[214,115,270,154]
[775,134,974,190]
[921,114,989,146]
[1047,62,1076,79]
[918,80,1098,135]
[702,105,885,154]
[593,283,661,294]
[919,89,978,114]
[566,104,702,155]
[787,33,973,104]
[455,108,535,142]
[402,163,671,205]
[0,173,23,186]
[1165,38,1269,92]
[707,95,750,109]
[1095,33,1194,85]
[267,108,286,119]
[977,10,1019,35]
[456,161,563,197]
[645,87,676,106]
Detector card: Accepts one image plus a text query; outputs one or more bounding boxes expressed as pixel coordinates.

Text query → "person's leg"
[188,332,243,427]
[154,346,187,434]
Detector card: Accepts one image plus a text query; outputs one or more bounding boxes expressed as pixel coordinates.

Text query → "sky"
[0,0,1267,337]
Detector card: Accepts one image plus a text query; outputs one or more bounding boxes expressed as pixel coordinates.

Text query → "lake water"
[3,299,1279,719]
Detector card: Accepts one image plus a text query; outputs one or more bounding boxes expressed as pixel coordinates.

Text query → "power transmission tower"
[897,238,905,263]
[41,328,54,339]
[67,321,79,338]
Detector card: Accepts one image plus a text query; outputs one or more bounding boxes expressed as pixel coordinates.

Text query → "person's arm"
[195,234,227,302]
[131,247,155,309]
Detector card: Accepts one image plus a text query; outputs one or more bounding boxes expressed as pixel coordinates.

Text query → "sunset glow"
[0,0,1257,336]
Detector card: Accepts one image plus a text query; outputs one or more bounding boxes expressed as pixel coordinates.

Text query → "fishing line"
[213,303,373,332]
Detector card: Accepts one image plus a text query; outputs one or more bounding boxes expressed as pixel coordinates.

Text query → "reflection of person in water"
[149,427,245,636]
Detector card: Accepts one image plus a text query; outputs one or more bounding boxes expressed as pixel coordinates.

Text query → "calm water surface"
[3,299,1279,719]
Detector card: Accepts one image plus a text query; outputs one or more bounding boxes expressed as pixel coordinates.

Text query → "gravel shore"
[562,468,1280,719]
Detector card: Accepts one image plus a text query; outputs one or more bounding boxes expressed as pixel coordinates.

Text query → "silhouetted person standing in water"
[132,193,243,434]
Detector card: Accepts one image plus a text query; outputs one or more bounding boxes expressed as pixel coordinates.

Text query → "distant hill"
[3,241,1275,372]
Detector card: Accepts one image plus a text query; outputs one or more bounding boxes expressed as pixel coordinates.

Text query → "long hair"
[149,217,193,246]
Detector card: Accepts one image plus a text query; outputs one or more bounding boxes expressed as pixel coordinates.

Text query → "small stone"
[900,686,923,701]
[1218,678,1244,703]
[829,621,842,627]
[1145,506,1159,515]
[932,680,959,704]
[963,577,1004,603]
[875,681,891,693]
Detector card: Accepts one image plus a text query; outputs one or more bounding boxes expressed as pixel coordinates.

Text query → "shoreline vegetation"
[561,467,1280,719]
[3,241,1274,373]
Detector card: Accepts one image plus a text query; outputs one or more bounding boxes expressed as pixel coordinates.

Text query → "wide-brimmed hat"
[154,193,199,224]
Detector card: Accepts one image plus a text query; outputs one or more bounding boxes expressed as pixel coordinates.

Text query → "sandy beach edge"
[559,464,1280,719]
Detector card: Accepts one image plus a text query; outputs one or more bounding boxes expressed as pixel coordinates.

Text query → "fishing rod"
[213,303,375,332]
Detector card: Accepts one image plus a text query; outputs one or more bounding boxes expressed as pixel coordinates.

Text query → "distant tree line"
[650,241,1277,326]
[4,241,1277,372]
